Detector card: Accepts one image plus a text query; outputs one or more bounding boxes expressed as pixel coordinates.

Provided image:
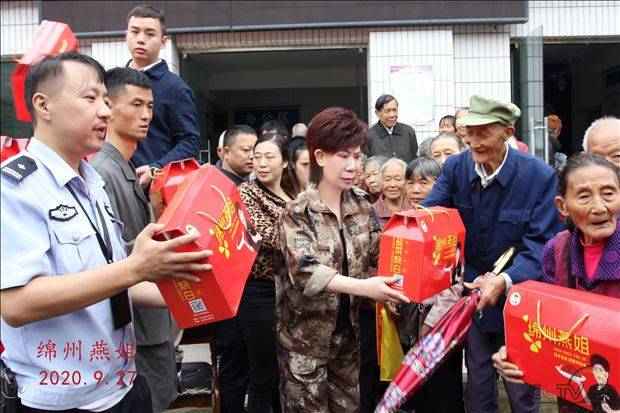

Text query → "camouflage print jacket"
[275,186,381,358]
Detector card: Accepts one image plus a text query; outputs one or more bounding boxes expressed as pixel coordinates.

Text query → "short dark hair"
[105,67,152,100]
[127,4,166,34]
[25,51,105,125]
[255,133,290,162]
[291,140,308,165]
[558,153,620,197]
[223,125,257,148]
[590,354,610,373]
[255,133,299,198]
[375,94,398,112]
[260,120,288,138]
[439,115,456,127]
[406,157,442,181]
[306,107,368,185]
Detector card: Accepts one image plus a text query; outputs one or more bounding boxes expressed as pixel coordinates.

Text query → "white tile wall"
[508,0,620,38]
[368,27,455,144]
[367,25,514,143]
[0,1,38,56]
[453,26,512,108]
[80,38,180,75]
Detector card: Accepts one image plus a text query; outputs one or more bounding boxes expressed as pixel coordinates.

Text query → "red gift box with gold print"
[149,158,201,219]
[11,20,78,122]
[154,165,260,328]
[377,207,465,302]
[505,281,620,410]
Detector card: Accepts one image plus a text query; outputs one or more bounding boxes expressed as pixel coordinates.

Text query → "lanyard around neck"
[65,184,113,264]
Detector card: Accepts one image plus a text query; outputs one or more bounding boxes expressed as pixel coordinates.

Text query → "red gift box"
[505,280,620,410]
[1,136,29,162]
[154,165,260,329]
[149,158,201,218]
[11,20,78,122]
[377,207,465,303]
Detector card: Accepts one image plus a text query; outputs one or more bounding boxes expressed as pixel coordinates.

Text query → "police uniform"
[275,186,381,412]
[0,139,138,411]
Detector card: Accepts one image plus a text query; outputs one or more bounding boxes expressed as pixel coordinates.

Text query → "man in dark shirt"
[423,94,562,413]
[214,124,257,413]
[218,125,257,185]
[91,67,179,412]
[365,94,418,163]
[124,4,201,188]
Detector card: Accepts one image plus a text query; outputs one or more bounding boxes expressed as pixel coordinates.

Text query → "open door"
[519,26,548,162]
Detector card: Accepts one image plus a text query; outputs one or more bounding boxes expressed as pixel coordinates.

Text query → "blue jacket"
[422,147,563,333]
[130,60,201,168]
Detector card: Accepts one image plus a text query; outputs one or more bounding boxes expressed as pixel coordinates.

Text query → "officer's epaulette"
[1,155,37,182]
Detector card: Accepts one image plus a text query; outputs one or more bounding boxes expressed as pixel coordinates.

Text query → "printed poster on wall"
[389,65,435,126]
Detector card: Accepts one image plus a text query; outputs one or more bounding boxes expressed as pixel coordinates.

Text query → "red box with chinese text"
[505,281,620,410]
[149,158,201,218]
[11,20,78,122]
[377,207,465,303]
[154,165,260,329]
[1,136,29,162]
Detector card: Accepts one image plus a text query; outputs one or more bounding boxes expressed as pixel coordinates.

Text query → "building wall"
[78,38,180,75]
[453,25,512,107]
[367,27,455,143]
[508,0,620,38]
[0,1,38,57]
[1,0,618,144]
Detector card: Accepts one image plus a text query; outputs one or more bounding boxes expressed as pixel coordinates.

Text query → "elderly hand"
[464,273,506,311]
[492,346,524,384]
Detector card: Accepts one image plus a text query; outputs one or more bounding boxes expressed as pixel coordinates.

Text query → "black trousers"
[215,279,280,413]
[403,347,465,413]
[21,374,152,413]
[359,306,385,413]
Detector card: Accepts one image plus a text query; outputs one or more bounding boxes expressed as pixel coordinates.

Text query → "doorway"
[180,48,368,162]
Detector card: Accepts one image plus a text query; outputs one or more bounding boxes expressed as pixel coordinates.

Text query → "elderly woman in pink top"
[493,153,620,413]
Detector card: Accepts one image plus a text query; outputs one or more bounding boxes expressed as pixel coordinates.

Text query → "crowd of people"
[1,3,619,413]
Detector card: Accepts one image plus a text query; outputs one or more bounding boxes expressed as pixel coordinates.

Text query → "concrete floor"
[166,345,559,412]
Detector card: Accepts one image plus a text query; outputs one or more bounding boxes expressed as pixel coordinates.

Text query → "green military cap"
[459,94,521,126]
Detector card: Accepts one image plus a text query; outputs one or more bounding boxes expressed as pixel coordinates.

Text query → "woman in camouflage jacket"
[275,107,409,412]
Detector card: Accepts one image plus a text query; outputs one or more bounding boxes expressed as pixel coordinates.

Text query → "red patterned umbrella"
[375,291,480,413]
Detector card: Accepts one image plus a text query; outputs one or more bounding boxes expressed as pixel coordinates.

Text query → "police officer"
[0,52,212,412]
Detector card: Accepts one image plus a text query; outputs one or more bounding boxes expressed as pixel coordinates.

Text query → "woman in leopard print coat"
[237,132,298,413]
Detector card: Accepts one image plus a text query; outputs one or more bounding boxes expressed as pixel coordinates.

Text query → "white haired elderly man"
[582,116,620,168]
[291,122,307,138]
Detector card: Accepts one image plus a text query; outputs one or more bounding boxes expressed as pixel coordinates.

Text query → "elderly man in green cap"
[421,94,562,413]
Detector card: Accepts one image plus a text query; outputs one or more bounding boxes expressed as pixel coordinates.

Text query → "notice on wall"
[389,65,435,126]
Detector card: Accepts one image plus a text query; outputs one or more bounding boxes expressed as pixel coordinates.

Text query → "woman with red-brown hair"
[275,107,409,412]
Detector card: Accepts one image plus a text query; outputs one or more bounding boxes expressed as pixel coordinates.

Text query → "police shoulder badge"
[49,204,78,222]
[1,155,37,182]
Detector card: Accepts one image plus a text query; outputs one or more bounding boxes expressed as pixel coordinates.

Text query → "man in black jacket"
[365,94,418,163]
[125,4,201,189]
